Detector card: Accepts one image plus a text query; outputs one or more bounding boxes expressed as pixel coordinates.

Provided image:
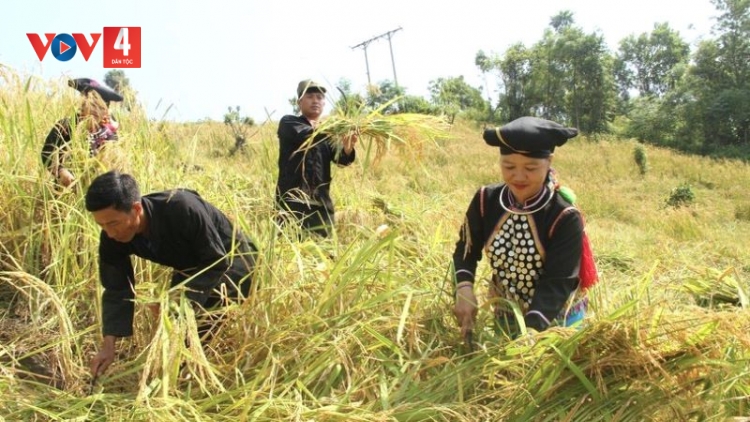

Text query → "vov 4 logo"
[26,27,141,68]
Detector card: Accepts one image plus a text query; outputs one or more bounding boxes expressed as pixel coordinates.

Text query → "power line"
[351,27,403,88]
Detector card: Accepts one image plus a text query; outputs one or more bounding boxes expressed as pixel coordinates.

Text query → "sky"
[1,0,720,122]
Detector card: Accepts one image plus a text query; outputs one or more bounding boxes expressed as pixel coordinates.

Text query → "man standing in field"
[275,79,358,237]
[85,171,258,377]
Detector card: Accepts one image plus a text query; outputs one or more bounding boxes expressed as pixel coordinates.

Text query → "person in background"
[41,78,123,187]
[274,79,358,237]
[452,116,598,341]
[85,171,258,377]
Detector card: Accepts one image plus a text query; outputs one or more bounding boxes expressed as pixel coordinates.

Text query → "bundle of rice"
[299,97,450,168]
[683,266,748,308]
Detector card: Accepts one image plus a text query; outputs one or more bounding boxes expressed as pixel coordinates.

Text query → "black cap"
[68,78,124,103]
[483,116,578,158]
[297,79,327,99]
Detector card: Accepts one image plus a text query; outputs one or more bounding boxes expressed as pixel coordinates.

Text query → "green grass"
[1,68,750,421]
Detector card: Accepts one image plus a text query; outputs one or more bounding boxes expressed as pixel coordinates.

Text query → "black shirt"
[97,189,257,337]
[275,114,355,212]
[41,116,118,173]
[452,183,583,331]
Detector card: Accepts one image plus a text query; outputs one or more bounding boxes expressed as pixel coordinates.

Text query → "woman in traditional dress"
[452,116,598,340]
[41,78,123,187]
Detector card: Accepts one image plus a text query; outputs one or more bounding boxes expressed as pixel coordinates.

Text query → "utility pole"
[351,39,374,86]
[384,27,402,88]
[351,27,402,88]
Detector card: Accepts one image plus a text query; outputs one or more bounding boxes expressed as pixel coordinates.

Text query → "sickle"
[336,86,350,116]
[88,373,98,395]
[465,329,475,353]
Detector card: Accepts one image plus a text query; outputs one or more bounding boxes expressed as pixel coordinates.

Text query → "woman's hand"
[57,168,75,187]
[453,283,478,338]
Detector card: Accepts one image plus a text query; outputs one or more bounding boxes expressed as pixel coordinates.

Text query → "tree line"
[104,0,748,159]
[353,0,749,158]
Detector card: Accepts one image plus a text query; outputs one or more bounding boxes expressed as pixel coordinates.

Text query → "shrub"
[666,183,695,208]
[633,144,648,176]
[735,204,750,222]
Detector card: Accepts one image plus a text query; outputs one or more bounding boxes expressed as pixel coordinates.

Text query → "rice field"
[1,69,750,421]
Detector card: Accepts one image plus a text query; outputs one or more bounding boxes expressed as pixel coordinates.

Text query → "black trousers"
[183,242,256,341]
[276,200,334,238]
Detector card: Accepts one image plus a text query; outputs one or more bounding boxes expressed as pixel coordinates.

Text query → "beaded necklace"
[499,181,555,215]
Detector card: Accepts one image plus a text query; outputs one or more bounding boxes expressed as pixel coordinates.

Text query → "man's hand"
[453,283,478,338]
[57,168,75,187]
[342,133,358,154]
[90,336,117,377]
[147,303,161,320]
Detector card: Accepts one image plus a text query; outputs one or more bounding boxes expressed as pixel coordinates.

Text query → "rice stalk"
[683,266,748,308]
[300,97,450,171]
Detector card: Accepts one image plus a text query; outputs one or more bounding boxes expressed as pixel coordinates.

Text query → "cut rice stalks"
[298,96,450,170]
[683,266,748,308]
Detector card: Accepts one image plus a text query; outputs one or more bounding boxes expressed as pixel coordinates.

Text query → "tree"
[428,76,487,123]
[103,70,137,112]
[553,25,616,132]
[620,0,750,155]
[528,32,567,121]
[287,97,300,115]
[615,23,690,97]
[366,80,405,113]
[712,0,750,88]
[223,106,255,156]
[398,95,438,115]
[104,70,130,92]
[687,0,750,149]
[475,50,500,123]
[526,12,615,132]
[549,10,575,32]
[497,43,534,121]
[475,50,493,74]
[476,11,616,132]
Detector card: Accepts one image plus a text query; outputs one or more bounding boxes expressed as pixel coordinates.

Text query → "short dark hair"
[85,171,141,212]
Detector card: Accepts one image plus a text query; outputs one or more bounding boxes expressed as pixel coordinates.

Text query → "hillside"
[1,72,749,421]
